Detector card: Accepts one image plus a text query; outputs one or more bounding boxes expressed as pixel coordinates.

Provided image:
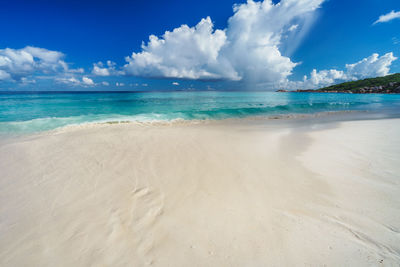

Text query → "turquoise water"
[1,91,400,134]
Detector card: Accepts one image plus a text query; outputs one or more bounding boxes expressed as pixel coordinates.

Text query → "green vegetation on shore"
[317,73,400,93]
[278,73,400,94]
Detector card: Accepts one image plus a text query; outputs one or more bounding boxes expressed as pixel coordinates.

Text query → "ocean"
[1,91,400,135]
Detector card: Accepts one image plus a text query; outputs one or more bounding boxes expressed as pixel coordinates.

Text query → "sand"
[0,118,399,266]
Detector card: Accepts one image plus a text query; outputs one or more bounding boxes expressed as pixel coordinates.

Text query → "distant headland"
[278,73,400,94]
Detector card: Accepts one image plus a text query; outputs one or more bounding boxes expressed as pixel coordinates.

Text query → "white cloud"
[124,0,324,83]
[57,76,96,87]
[101,81,110,86]
[0,70,11,80]
[288,24,299,32]
[20,77,36,85]
[0,46,83,82]
[93,65,110,76]
[116,82,125,87]
[68,68,84,73]
[0,46,65,81]
[92,60,122,76]
[124,17,230,80]
[172,82,179,86]
[345,53,396,79]
[303,69,346,87]
[374,10,400,24]
[56,77,82,86]
[82,76,94,85]
[292,52,397,89]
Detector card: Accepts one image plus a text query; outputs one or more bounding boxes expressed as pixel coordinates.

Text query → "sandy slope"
[0,118,399,266]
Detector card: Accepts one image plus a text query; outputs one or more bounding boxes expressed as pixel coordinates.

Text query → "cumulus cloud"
[124,0,324,83]
[56,76,96,87]
[0,46,81,81]
[294,52,397,89]
[92,60,123,76]
[305,69,345,86]
[345,53,396,78]
[374,10,400,24]
[124,17,231,80]
[82,76,94,85]
[172,82,179,86]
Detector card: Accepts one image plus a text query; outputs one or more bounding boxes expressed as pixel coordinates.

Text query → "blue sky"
[0,0,399,91]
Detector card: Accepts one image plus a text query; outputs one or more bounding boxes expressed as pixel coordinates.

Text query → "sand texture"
[0,118,399,266]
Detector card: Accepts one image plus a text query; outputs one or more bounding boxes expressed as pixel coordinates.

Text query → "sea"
[1,91,400,135]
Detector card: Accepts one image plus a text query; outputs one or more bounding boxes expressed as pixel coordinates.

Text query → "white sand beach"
[0,118,399,266]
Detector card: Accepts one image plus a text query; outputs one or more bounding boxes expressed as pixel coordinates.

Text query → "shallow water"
[1,91,400,134]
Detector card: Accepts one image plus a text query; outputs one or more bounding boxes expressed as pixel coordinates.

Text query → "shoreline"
[2,109,396,140]
[278,91,400,94]
[1,117,399,266]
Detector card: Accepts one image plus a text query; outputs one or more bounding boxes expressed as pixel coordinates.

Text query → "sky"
[0,0,399,91]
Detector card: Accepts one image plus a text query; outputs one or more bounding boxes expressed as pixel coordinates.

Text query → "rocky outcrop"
[292,82,400,94]
[276,74,400,94]
[312,82,400,94]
